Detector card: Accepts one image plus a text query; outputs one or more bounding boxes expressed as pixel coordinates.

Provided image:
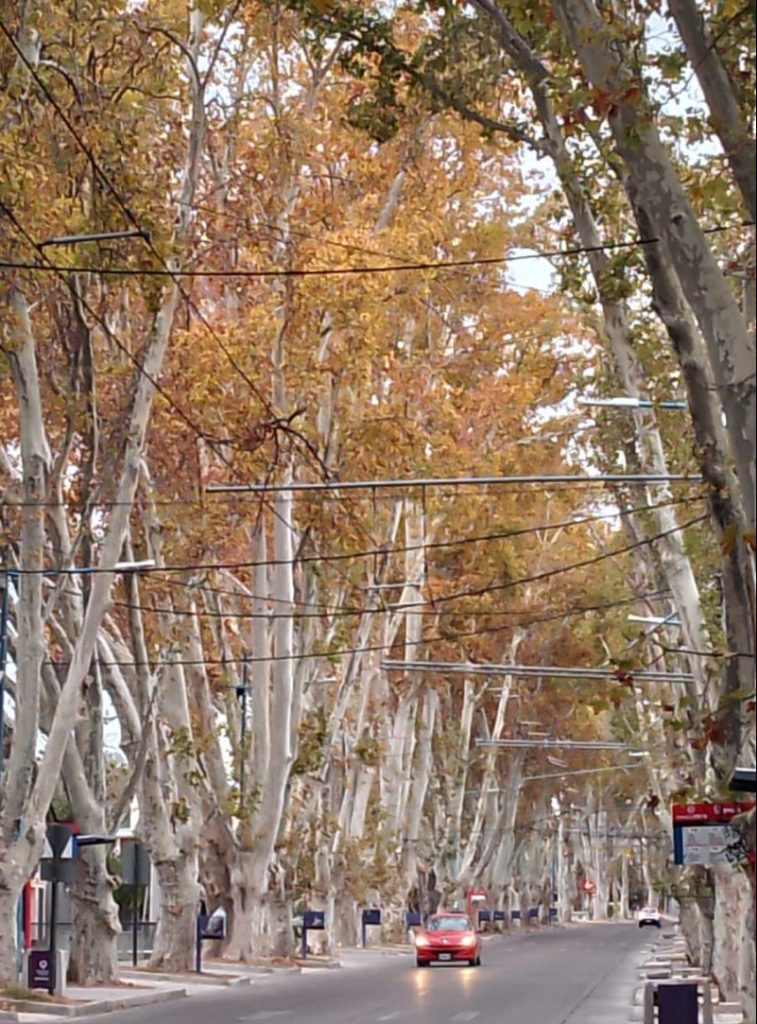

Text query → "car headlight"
[415,935,430,948]
[460,934,477,947]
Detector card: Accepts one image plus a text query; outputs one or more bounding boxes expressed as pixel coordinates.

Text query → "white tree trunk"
[149,855,201,972]
[667,0,755,221]
[552,0,756,536]
[225,487,297,958]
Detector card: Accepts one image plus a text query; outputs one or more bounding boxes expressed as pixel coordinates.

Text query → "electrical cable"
[37,514,701,665]
[0,198,234,459]
[0,16,324,476]
[0,222,751,279]
[110,585,672,625]
[43,587,675,670]
[5,493,703,577]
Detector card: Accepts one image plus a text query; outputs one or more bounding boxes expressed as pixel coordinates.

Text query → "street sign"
[301,910,326,959]
[122,840,151,886]
[40,825,80,884]
[729,768,757,794]
[657,982,698,1023]
[195,908,227,973]
[28,951,52,990]
[672,801,754,823]
[361,908,381,947]
[40,860,78,884]
[672,801,755,866]
[44,824,77,860]
[303,910,325,930]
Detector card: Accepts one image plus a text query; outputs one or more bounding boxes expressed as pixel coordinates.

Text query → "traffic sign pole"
[132,887,139,968]
[48,880,58,995]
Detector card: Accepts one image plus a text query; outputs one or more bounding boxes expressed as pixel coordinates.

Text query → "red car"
[414,912,482,967]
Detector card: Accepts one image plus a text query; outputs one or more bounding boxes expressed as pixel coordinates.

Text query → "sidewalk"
[0,962,286,1024]
[630,928,745,1024]
[0,978,187,1023]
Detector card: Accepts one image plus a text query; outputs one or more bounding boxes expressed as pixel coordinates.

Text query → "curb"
[204,964,302,977]
[0,987,187,1019]
[120,970,253,988]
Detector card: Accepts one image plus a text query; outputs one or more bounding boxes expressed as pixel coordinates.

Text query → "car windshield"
[427,916,471,932]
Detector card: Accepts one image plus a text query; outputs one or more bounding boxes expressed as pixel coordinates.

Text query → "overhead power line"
[109,585,672,626]
[3,494,702,576]
[206,473,703,494]
[0,222,751,280]
[0,16,317,471]
[0,199,233,457]
[10,512,704,619]
[37,583,679,670]
[371,512,707,611]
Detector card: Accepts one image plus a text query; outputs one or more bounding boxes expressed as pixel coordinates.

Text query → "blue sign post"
[195,909,227,973]
[301,910,325,959]
[361,908,381,948]
[657,982,698,1023]
[478,909,491,927]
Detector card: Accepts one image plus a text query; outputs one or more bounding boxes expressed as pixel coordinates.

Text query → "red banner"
[672,801,755,823]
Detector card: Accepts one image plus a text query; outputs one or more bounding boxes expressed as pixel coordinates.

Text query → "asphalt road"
[84,922,650,1024]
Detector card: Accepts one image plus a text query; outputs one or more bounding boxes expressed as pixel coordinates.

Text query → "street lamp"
[475,738,634,750]
[39,229,150,247]
[577,397,688,410]
[627,615,681,627]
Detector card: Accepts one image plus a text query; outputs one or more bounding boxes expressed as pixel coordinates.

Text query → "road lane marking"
[452,1013,480,1021]
[237,1013,293,1021]
[377,1014,401,1021]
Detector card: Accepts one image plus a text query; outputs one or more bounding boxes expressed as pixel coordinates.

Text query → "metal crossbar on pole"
[467,763,650,792]
[206,473,702,495]
[522,764,648,781]
[381,659,694,683]
[475,739,634,750]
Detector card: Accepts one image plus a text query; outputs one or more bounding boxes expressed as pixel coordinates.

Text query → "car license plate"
[438,953,452,961]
